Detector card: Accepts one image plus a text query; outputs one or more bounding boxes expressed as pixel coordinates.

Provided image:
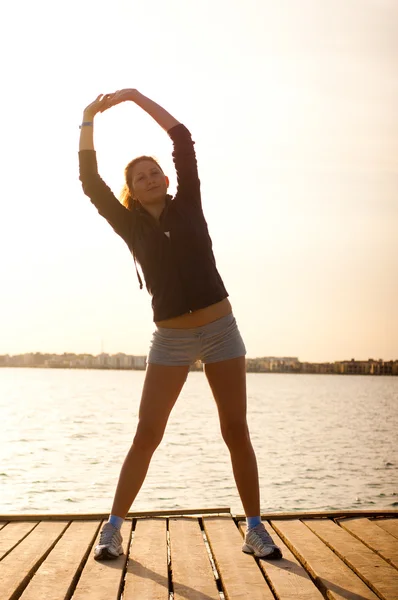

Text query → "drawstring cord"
[130,201,143,290]
[133,253,143,290]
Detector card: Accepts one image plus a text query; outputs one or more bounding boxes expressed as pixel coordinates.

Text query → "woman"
[78,89,282,561]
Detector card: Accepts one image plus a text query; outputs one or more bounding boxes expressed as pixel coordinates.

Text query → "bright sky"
[0,0,397,362]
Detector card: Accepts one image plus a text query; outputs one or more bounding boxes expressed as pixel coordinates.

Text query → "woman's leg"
[204,356,260,516]
[110,363,190,518]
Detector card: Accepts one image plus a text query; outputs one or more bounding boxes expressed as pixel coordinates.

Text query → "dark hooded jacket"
[78,123,228,322]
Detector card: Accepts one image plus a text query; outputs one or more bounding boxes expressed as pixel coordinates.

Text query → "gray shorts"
[147,313,246,367]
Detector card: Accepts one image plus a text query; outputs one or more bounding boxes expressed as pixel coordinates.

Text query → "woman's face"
[131,160,169,206]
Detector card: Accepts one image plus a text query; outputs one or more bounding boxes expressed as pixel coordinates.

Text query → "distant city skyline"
[2,352,397,376]
[1,348,398,360]
[1,349,397,360]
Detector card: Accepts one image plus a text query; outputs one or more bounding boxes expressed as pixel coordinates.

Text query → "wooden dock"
[0,508,397,599]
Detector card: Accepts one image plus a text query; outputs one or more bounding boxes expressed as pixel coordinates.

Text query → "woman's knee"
[133,420,165,453]
[221,420,250,448]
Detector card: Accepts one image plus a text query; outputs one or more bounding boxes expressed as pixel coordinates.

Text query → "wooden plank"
[238,521,324,599]
[235,509,398,520]
[169,518,219,600]
[305,518,398,599]
[0,509,395,522]
[71,519,132,600]
[0,507,231,521]
[373,518,398,540]
[0,521,68,600]
[127,507,230,518]
[0,522,7,531]
[0,522,38,560]
[204,516,274,599]
[18,521,100,600]
[338,517,398,569]
[123,519,168,600]
[272,518,380,600]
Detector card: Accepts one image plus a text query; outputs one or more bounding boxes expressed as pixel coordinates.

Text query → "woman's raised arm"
[79,94,111,150]
[99,89,181,132]
[78,94,133,243]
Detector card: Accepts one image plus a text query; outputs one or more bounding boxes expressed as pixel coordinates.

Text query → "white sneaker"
[94,522,123,561]
[242,522,282,559]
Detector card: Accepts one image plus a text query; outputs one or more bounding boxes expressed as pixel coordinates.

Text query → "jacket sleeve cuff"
[167,123,192,141]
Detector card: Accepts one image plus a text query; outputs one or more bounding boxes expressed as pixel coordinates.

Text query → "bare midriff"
[155,297,232,329]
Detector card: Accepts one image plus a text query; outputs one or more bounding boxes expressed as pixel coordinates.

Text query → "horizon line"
[1,352,397,364]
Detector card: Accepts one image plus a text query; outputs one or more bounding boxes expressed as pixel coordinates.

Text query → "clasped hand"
[83,89,138,120]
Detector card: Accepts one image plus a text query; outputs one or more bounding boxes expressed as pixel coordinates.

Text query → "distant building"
[45,357,71,368]
[132,356,146,369]
[246,356,300,373]
[337,359,393,376]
